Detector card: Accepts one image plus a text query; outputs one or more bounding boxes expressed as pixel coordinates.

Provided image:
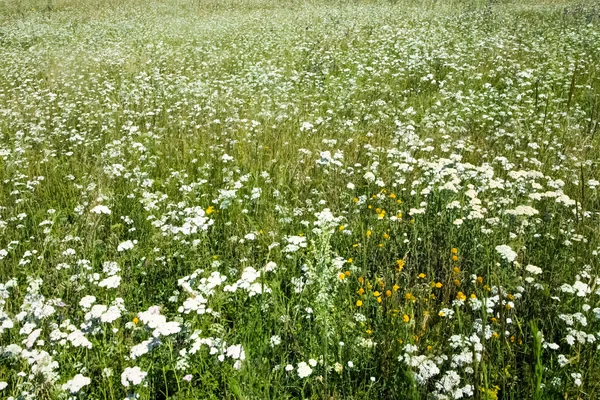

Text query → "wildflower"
[525,264,542,275]
[117,240,135,252]
[121,366,147,387]
[90,205,111,215]
[297,362,312,378]
[356,300,363,307]
[403,314,410,323]
[62,374,91,393]
[495,245,517,263]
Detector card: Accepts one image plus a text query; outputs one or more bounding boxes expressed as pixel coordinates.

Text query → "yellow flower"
[470,293,477,299]
[352,243,359,248]
[476,276,483,284]
[366,329,372,335]
[205,206,215,215]
[390,193,396,199]
[378,210,386,219]
[344,270,351,277]
[366,230,372,238]
[492,332,499,339]
[353,197,359,203]
[373,291,381,297]
[376,296,382,303]
[358,277,364,284]
[385,290,392,297]
[356,300,363,307]
[396,260,405,271]
[451,248,458,254]
[347,258,353,263]
[339,225,345,231]
[418,273,426,279]
[452,255,458,261]
[435,282,443,289]
[357,288,365,296]
[453,267,460,273]
[393,284,400,292]
[453,279,461,286]
[438,311,445,317]
[383,233,390,240]
[132,317,139,325]
[338,273,346,281]
[403,314,410,323]
[456,292,466,301]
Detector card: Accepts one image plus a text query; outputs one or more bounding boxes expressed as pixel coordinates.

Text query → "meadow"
[0,0,599,398]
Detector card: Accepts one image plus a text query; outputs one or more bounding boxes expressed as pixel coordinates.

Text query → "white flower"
[226,344,245,360]
[0,382,7,390]
[117,240,135,252]
[270,335,281,347]
[308,359,317,367]
[90,205,111,215]
[121,366,147,387]
[297,361,312,378]
[79,295,96,309]
[263,261,277,272]
[495,245,517,263]
[525,264,542,275]
[98,275,121,289]
[62,374,91,393]
[573,280,590,297]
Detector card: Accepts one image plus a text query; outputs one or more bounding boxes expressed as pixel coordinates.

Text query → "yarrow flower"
[121,366,147,387]
[62,374,91,393]
[297,361,313,378]
[495,245,517,263]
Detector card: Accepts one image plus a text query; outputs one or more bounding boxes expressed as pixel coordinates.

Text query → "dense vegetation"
[0,0,599,398]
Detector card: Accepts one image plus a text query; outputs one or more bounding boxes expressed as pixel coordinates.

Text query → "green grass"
[0,0,599,399]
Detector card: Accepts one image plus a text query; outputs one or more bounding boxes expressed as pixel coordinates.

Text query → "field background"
[0,0,599,399]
